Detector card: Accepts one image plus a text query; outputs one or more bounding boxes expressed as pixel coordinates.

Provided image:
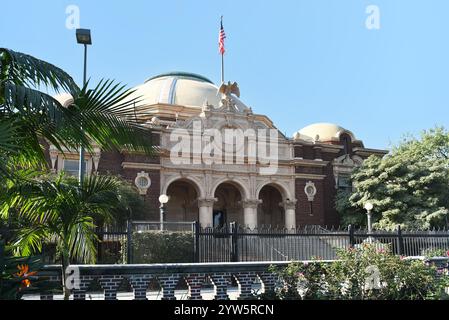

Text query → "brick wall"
[36,262,287,300]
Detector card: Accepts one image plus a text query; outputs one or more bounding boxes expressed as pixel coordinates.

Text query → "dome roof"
[53,92,74,107]
[293,122,356,142]
[52,72,249,112]
[130,71,248,110]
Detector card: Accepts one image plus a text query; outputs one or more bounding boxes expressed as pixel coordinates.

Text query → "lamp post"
[159,194,169,231]
[364,202,374,243]
[75,28,92,184]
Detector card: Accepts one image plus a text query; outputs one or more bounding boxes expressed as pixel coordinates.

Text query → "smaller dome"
[293,123,356,142]
[53,93,73,107]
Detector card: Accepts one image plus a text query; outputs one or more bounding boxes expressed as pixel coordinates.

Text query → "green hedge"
[123,231,194,263]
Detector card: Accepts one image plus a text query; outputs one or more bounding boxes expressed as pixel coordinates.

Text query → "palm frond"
[68,216,98,264]
[12,225,50,257]
[64,79,153,154]
[0,48,79,95]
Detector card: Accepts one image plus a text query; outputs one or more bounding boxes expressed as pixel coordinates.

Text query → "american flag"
[219,18,226,55]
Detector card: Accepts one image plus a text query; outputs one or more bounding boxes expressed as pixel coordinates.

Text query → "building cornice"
[295,173,326,180]
[292,158,329,167]
[353,147,388,157]
[121,162,161,170]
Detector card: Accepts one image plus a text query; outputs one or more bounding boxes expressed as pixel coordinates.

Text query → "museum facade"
[48,72,387,229]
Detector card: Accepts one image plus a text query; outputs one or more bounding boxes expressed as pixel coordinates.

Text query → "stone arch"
[257,184,285,227]
[255,181,292,201]
[165,178,202,222]
[212,180,246,226]
[162,175,205,198]
[210,178,250,201]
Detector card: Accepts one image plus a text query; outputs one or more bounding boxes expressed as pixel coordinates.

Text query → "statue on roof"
[219,81,240,98]
[218,81,241,112]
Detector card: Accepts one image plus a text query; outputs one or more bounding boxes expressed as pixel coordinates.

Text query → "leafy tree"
[337,127,449,230]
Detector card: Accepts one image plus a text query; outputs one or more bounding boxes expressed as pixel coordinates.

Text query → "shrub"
[263,243,449,300]
[421,248,449,258]
[123,231,194,263]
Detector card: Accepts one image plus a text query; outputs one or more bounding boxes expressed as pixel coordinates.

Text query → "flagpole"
[221,53,224,84]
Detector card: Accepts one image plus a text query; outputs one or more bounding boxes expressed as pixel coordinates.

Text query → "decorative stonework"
[280,199,297,210]
[49,148,58,173]
[135,171,151,195]
[304,181,317,202]
[332,154,364,189]
[242,199,262,209]
[92,147,101,173]
[197,198,217,208]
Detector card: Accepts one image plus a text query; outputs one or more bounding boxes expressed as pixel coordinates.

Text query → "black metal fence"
[196,223,449,262]
[47,221,449,264]
[95,221,195,264]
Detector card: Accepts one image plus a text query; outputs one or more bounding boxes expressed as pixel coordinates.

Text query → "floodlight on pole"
[75,28,92,185]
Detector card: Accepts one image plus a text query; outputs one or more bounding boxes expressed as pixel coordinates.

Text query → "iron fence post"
[126,220,133,264]
[193,221,200,263]
[230,222,239,262]
[397,225,404,256]
[348,224,355,248]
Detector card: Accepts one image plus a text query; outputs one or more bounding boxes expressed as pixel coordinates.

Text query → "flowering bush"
[0,240,42,300]
[421,248,449,258]
[263,243,449,300]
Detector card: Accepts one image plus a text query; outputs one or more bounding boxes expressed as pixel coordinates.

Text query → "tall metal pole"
[160,203,166,231]
[367,210,372,234]
[78,44,87,184]
[221,54,224,84]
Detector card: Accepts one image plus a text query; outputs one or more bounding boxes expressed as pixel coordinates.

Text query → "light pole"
[75,28,92,184]
[159,194,169,231]
[364,202,374,243]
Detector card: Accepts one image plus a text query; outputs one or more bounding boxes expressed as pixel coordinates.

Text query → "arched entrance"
[213,182,244,227]
[258,185,284,227]
[166,179,199,222]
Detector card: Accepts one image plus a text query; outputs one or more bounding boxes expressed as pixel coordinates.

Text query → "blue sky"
[1,0,448,150]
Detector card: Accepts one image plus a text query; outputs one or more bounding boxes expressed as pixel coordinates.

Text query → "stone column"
[281,199,297,230]
[242,199,262,229]
[198,198,216,228]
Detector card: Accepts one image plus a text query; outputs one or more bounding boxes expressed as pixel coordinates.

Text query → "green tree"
[337,127,449,230]
[0,172,132,299]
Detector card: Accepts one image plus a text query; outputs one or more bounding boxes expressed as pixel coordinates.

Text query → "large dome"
[53,72,249,112]
[130,71,248,110]
[293,123,356,142]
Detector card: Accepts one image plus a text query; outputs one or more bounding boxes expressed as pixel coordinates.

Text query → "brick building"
[48,72,386,228]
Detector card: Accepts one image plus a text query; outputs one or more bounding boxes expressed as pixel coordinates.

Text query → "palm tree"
[0,172,129,299]
[0,48,153,179]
